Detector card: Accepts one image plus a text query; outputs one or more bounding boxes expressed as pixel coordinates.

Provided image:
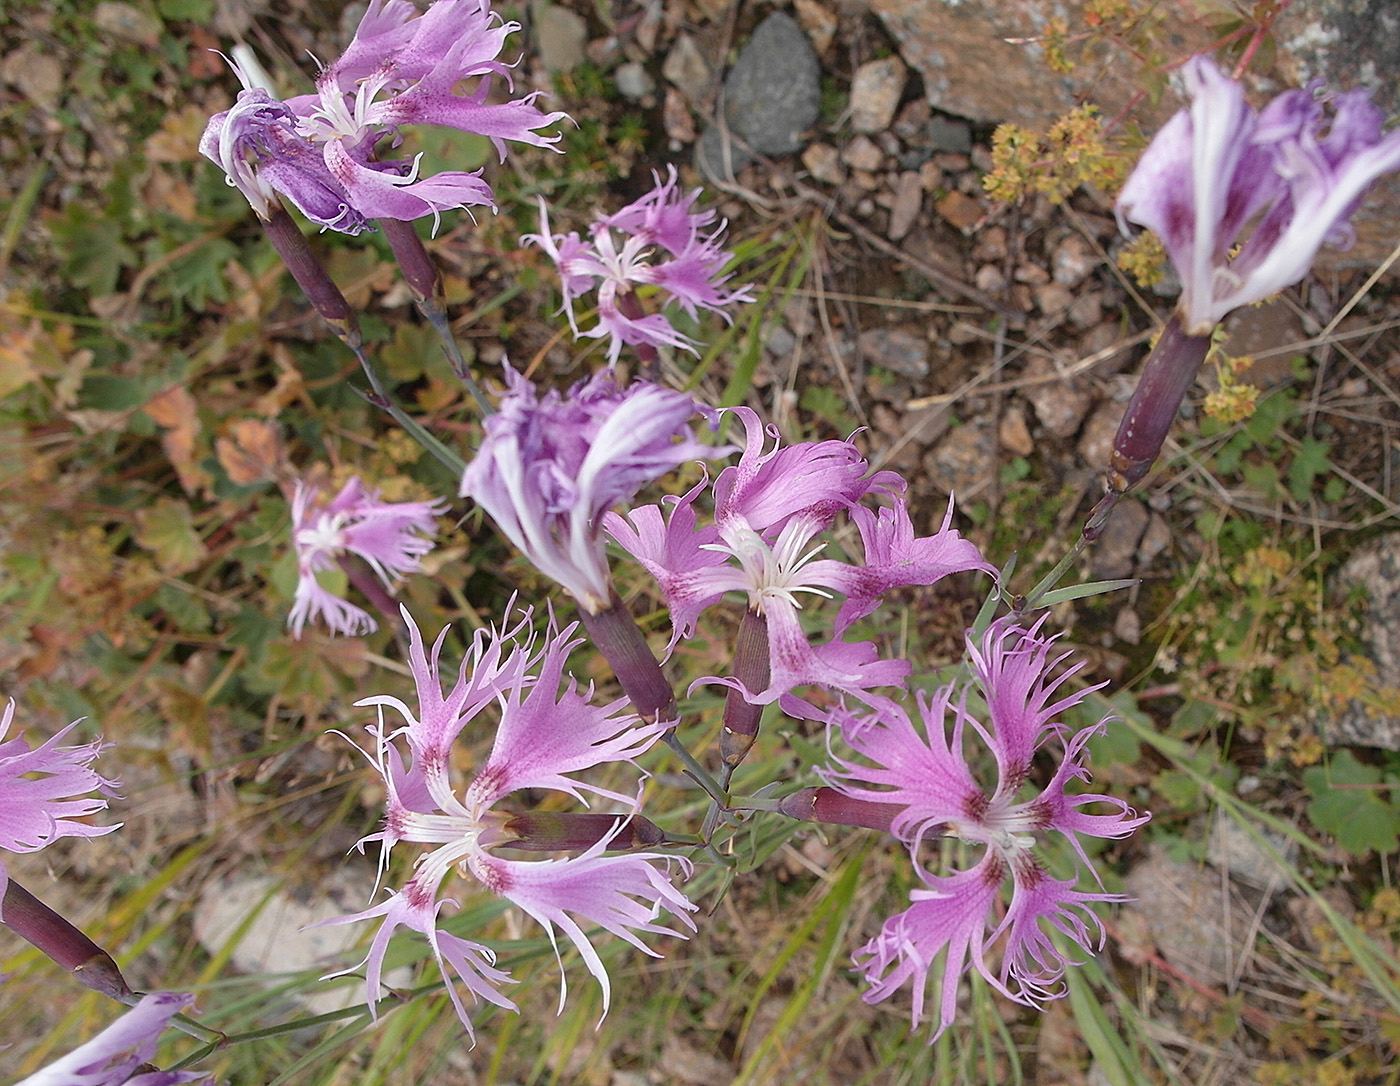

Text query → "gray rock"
[1207,811,1296,888]
[662,33,711,104]
[924,423,995,497]
[533,2,587,74]
[614,61,655,101]
[1088,495,1148,581]
[858,326,928,378]
[1023,355,1092,439]
[696,13,821,180]
[1123,845,1255,988]
[926,114,971,153]
[1319,532,1400,750]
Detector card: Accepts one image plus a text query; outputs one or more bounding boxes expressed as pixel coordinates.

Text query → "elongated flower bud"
[2,878,135,1003]
[776,786,930,835]
[260,208,359,343]
[721,608,770,770]
[500,811,667,852]
[579,595,678,724]
[1084,316,1211,541]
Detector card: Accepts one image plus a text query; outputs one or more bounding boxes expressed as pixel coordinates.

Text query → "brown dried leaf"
[145,385,212,496]
[215,418,287,486]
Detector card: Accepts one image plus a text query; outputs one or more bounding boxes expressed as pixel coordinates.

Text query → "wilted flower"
[1117,55,1400,334]
[823,620,1148,1037]
[523,166,753,365]
[0,699,120,909]
[460,366,726,614]
[606,407,991,706]
[321,607,695,1037]
[201,0,568,233]
[288,476,445,638]
[16,992,209,1086]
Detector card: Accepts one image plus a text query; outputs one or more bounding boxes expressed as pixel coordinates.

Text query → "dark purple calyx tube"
[579,594,678,724]
[378,218,442,304]
[776,786,945,839]
[721,608,771,771]
[2,877,135,1003]
[616,290,659,381]
[501,811,667,852]
[261,208,360,345]
[1084,315,1212,541]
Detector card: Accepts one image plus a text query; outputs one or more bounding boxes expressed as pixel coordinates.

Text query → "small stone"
[2,44,63,111]
[534,3,588,73]
[1113,607,1142,645]
[924,423,995,496]
[974,264,1007,293]
[851,169,880,192]
[1023,356,1092,439]
[1014,263,1049,285]
[1077,402,1120,470]
[1053,233,1099,286]
[1208,812,1297,887]
[662,87,697,145]
[850,55,907,134]
[1067,293,1103,330]
[1318,532,1400,750]
[998,405,1034,456]
[927,114,972,153]
[858,326,928,378]
[1089,496,1149,580]
[971,225,1007,262]
[662,33,711,104]
[892,97,932,140]
[918,159,943,191]
[793,0,838,55]
[934,151,970,172]
[93,2,161,45]
[887,171,923,240]
[802,141,844,184]
[935,190,983,231]
[614,61,655,100]
[1138,513,1172,565]
[765,323,797,358]
[841,135,883,172]
[1034,282,1074,316]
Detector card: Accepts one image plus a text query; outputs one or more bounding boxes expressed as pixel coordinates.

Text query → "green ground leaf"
[1304,751,1400,855]
[134,497,207,573]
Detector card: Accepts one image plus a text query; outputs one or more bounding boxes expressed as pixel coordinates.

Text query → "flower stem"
[377,218,493,415]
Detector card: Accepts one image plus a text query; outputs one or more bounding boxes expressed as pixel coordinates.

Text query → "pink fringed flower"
[0,699,120,912]
[460,366,728,614]
[823,619,1149,1038]
[321,607,695,1038]
[605,407,991,705]
[288,476,445,638]
[202,0,569,232]
[1117,56,1400,334]
[16,992,210,1086]
[523,165,753,365]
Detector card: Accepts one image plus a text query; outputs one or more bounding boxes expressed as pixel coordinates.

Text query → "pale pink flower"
[16,992,209,1086]
[824,620,1149,1037]
[523,166,753,365]
[288,476,445,638]
[0,698,120,911]
[321,607,695,1038]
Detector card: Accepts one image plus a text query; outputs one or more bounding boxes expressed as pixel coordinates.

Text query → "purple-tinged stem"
[1083,315,1212,542]
[1,877,135,1004]
[772,786,945,839]
[377,218,492,416]
[578,594,678,724]
[500,811,667,852]
[616,290,660,382]
[337,555,407,640]
[720,608,770,785]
